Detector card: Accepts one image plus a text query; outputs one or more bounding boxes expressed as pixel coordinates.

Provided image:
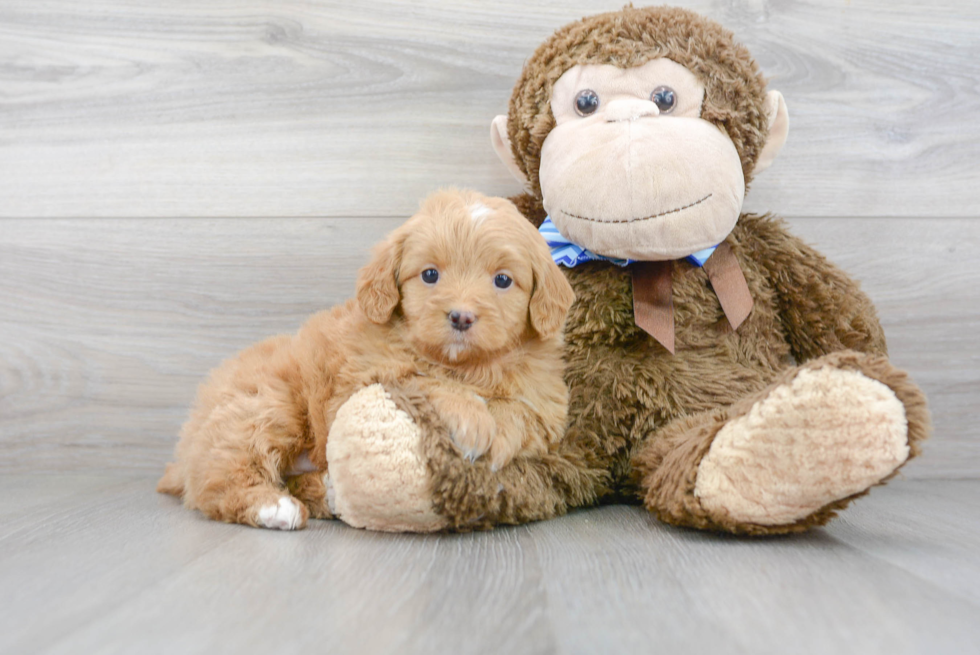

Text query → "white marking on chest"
[257,497,303,530]
[444,343,466,362]
[468,202,492,225]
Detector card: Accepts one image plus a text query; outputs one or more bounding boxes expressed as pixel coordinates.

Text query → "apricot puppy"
[157,189,575,530]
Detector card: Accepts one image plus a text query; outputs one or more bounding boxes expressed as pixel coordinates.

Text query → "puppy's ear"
[356,230,405,324]
[529,244,575,338]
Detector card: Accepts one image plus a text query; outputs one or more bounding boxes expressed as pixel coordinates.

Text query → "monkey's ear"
[356,231,404,324]
[529,245,575,339]
[754,90,790,175]
[491,115,530,190]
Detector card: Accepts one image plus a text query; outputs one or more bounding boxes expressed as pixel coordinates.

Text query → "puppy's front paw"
[487,434,521,472]
[437,395,496,462]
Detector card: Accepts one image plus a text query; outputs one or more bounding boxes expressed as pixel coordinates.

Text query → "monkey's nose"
[604,98,660,122]
[449,310,476,331]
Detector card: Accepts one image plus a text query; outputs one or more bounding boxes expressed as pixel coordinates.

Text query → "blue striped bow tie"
[538,217,717,268]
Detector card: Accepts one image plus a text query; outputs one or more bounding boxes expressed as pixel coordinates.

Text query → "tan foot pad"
[694,367,909,526]
[326,384,448,532]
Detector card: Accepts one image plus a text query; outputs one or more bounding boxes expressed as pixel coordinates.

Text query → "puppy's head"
[356,189,574,364]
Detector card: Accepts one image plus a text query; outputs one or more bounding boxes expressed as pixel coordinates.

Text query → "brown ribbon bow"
[631,242,753,354]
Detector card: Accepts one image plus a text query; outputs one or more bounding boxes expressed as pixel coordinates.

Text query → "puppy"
[157,189,575,530]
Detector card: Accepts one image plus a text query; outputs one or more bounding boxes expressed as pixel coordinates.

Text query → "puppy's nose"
[449,310,476,331]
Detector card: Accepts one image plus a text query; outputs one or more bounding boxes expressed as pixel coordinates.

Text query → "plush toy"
[320,5,930,534]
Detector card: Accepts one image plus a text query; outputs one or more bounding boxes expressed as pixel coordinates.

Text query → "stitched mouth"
[557,193,712,224]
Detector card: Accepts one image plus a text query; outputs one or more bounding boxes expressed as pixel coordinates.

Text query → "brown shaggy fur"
[157,189,575,529]
[410,6,930,535]
[632,350,931,535]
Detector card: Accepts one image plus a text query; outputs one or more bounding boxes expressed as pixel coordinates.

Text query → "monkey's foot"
[635,351,930,534]
[694,366,909,526]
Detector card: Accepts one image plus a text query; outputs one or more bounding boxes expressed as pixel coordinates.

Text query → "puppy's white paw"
[257,497,305,531]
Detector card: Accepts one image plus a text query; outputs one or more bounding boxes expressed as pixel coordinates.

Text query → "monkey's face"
[539,59,745,261]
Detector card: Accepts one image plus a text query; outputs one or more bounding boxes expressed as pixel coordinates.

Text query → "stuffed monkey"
[322,5,930,534]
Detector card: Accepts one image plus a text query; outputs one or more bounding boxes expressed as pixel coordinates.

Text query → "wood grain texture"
[0,217,398,471]
[1,0,978,219]
[0,475,978,655]
[1,216,977,478]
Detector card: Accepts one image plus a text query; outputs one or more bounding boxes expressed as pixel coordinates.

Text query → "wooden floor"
[1,475,978,655]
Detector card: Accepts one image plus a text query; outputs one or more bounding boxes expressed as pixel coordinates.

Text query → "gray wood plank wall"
[1,1,978,478]
[3,0,979,218]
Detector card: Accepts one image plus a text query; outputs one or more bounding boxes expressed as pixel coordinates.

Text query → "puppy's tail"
[156,462,185,497]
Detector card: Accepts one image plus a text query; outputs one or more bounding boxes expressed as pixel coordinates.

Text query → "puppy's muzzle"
[449,310,476,332]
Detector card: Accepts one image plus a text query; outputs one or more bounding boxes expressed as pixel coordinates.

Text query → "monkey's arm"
[326,377,604,531]
[737,213,887,362]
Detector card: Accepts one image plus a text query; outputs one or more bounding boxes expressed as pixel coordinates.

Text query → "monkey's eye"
[574,89,600,116]
[494,273,513,290]
[421,268,439,285]
[651,86,676,114]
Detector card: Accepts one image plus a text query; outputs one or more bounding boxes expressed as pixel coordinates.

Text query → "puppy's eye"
[421,268,439,285]
[650,86,676,114]
[574,89,600,116]
[494,274,513,290]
